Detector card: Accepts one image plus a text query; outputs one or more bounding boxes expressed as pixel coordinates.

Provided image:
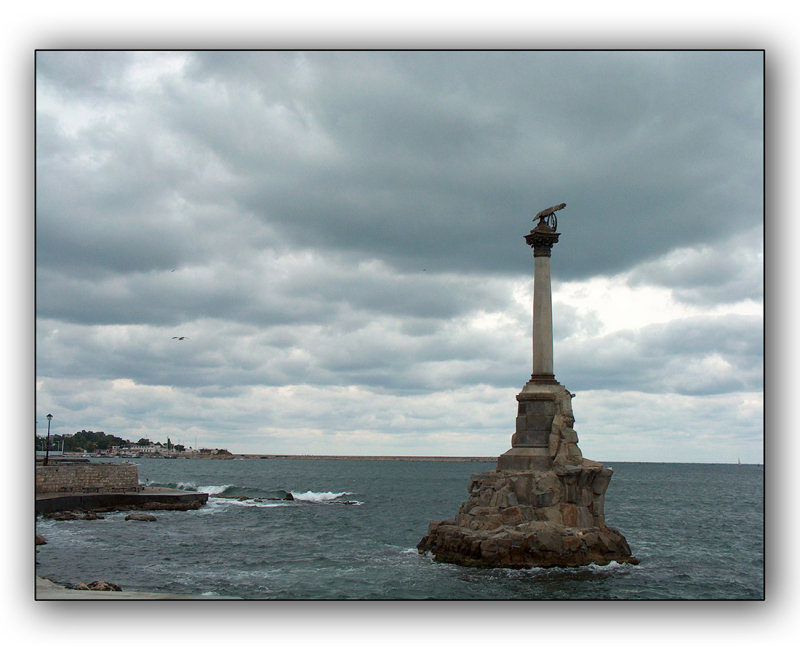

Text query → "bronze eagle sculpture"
[534,203,566,221]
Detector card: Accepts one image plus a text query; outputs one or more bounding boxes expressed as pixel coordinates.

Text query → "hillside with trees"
[35,430,187,454]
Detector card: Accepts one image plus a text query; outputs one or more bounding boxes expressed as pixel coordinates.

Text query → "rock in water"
[125,513,157,521]
[45,510,104,521]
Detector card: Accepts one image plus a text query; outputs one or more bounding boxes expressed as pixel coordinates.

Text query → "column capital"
[525,222,560,257]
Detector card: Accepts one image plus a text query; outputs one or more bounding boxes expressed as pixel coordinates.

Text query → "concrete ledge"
[35,487,208,514]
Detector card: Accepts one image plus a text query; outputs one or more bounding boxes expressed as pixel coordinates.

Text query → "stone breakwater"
[417,383,638,568]
[36,461,139,494]
[36,490,207,515]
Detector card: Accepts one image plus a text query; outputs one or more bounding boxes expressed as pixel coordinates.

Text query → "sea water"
[34,459,764,600]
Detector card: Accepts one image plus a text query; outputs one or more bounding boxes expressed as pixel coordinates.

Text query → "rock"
[125,513,157,521]
[560,503,578,526]
[500,506,526,525]
[534,528,563,553]
[45,511,75,520]
[418,520,638,568]
[84,580,122,591]
[45,510,104,521]
[35,533,47,545]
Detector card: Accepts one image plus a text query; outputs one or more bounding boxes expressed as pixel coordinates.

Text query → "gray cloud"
[628,228,763,306]
[556,314,763,395]
[37,51,762,281]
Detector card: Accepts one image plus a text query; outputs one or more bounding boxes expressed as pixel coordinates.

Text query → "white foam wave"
[197,484,232,495]
[290,490,353,503]
[227,499,289,508]
[206,497,290,509]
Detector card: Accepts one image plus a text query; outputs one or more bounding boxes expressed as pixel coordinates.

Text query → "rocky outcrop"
[417,520,635,568]
[418,382,637,568]
[73,580,122,591]
[125,513,157,521]
[416,464,638,567]
[44,510,105,521]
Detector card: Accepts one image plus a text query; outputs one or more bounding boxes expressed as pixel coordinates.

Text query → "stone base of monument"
[417,382,638,568]
[416,464,638,567]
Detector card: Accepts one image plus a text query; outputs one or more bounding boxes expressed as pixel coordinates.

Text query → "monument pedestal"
[417,382,638,568]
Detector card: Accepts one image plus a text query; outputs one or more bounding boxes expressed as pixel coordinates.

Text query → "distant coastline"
[237,454,498,462]
[73,452,498,462]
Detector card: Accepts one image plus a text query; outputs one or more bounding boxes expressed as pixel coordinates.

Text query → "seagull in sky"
[172,336,190,340]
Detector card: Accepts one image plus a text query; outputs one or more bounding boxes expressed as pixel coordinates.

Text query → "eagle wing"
[534,202,566,220]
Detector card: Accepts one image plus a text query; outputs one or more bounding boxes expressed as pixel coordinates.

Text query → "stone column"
[526,221,559,384]
[496,218,562,472]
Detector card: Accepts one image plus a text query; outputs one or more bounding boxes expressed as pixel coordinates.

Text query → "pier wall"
[36,462,139,494]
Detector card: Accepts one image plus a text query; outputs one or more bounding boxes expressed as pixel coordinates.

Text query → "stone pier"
[417,204,637,568]
[35,460,208,514]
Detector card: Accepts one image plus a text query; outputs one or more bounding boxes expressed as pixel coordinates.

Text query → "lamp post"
[44,413,53,466]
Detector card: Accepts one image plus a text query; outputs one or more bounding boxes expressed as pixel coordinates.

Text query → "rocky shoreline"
[36,532,222,599]
[35,575,212,600]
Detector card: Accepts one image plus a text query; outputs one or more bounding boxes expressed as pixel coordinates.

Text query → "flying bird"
[172,336,190,340]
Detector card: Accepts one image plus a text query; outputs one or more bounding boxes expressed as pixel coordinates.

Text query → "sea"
[34,458,764,600]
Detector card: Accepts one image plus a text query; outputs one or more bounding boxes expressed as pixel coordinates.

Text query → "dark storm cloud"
[192,50,762,278]
[37,50,762,289]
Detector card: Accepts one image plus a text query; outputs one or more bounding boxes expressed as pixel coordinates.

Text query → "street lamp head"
[47,413,53,421]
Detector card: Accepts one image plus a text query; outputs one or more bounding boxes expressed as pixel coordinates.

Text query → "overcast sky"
[35,50,763,462]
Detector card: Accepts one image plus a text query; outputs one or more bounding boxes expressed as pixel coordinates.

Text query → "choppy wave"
[145,481,360,505]
[197,484,233,495]
[143,480,233,494]
[206,497,289,509]
[199,489,362,512]
[290,490,354,503]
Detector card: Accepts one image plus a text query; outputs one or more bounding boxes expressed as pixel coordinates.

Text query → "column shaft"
[532,255,554,377]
